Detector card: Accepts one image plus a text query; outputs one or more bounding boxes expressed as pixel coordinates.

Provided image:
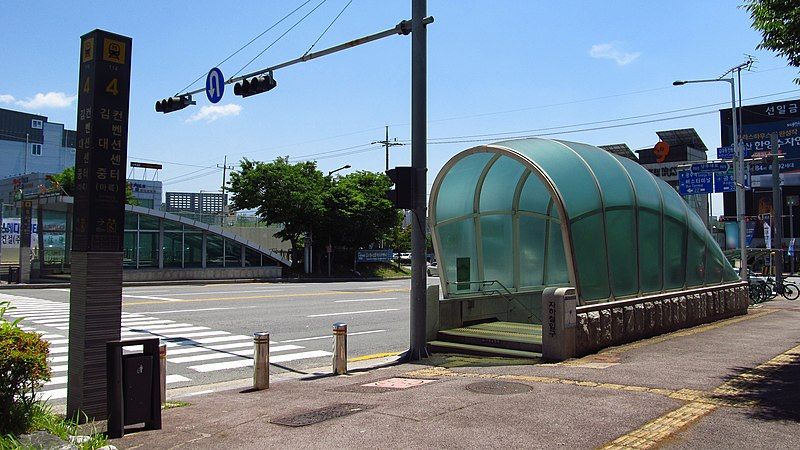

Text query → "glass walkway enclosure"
[429,138,739,313]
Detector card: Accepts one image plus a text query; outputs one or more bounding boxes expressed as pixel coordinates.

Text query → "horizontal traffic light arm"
[158,16,433,102]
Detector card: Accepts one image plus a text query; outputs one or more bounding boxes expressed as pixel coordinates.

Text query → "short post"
[159,343,167,406]
[332,322,347,375]
[253,332,270,390]
[541,287,578,361]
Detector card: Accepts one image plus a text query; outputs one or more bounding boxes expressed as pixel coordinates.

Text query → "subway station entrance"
[426,138,745,359]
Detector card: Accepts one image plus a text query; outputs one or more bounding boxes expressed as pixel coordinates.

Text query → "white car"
[427,261,439,277]
[398,252,412,263]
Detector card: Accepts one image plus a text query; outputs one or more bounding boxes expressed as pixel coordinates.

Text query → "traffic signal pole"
[409,0,429,360]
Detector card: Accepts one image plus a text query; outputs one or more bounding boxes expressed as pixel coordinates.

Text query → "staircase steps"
[427,339,542,359]
[430,321,543,357]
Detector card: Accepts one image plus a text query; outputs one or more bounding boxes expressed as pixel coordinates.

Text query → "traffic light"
[155,95,195,113]
[234,73,277,98]
[386,166,417,210]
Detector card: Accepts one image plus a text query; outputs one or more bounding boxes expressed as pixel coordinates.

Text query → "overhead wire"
[231,0,329,79]
[302,0,353,57]
[173,0,313,95]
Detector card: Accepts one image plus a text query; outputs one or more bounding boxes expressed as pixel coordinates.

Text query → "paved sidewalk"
[113,299,800,449]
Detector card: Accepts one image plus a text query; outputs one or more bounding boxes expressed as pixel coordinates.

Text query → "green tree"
[322,171,402,253]
[229,157,329,269]
[744,0,800,83]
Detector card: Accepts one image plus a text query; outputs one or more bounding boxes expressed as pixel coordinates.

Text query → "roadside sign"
[691,162,729,173]
[717,145,753,160]
[713,169,750,193]
[206,67,224,104]
[749,157,800,175]
[356,249,393,263]
[678,171,712,195]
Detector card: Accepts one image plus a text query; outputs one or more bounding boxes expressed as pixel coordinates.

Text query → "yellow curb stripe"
[601,402,717,450]
[348,351,402,362]
[600,342,800,448]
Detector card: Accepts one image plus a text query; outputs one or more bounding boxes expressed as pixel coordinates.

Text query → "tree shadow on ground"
[713,345,800,422]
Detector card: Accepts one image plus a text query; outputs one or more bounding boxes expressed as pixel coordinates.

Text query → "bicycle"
[747,272,770,305]
[763,276,800,301]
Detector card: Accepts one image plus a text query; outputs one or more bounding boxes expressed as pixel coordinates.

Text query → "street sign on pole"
[717,145,753,160]
[691,162,729,173]
[206,67,224,104]
[678,170,712,195]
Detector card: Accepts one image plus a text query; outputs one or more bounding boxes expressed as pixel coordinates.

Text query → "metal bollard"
[253,332,270,390]
[332,322,347,375]
[159,343,167,406]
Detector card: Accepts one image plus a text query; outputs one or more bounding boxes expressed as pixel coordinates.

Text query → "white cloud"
[589,42,641,66]
[186,103,243,123]
[0,94,14,104]
[14,92,77,109]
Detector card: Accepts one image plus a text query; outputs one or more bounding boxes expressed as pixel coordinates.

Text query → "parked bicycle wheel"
[783,282,800,300]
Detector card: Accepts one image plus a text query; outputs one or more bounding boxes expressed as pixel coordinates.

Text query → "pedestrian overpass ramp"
[426,138,746,359]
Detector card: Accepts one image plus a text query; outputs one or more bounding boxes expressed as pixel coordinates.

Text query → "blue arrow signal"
[206,68,224,104]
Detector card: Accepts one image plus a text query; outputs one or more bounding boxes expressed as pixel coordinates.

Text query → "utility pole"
[770,133,784,289]
[372,125,404,171]
[217,155,234,227]
[409,0,429,361]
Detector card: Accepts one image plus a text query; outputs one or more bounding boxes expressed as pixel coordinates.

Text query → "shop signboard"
[356,249,393,263]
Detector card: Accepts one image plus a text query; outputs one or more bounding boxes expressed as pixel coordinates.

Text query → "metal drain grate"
[465,381,533,395]
[269,403,372,427]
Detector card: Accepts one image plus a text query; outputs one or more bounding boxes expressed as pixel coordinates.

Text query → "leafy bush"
[0,301,51,435]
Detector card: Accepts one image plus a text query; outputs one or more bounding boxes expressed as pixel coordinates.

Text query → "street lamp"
[327,165,351,176]
[673,76,747,278]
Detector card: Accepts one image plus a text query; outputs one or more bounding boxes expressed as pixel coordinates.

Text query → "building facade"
[0,108,76,179]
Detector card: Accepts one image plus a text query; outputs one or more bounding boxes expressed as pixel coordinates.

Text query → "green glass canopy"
[429,138,739,304]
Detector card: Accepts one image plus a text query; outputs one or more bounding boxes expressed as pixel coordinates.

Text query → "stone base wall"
[574,282,748,356]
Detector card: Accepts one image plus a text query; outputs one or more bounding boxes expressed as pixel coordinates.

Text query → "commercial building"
[720,98,800,248]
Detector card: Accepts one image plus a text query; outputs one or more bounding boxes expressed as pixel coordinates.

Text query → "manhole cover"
[465,381,533,395]
[269,403,372,427]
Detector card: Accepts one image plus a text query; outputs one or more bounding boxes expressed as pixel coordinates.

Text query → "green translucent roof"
[429,138,738,303]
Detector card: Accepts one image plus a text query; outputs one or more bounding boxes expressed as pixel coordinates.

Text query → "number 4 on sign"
[105,78,119,96]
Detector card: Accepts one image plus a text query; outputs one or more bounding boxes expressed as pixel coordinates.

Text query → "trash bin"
[107,338,162,438]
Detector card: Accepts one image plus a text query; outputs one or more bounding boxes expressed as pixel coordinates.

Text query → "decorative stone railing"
[542,282,749,361]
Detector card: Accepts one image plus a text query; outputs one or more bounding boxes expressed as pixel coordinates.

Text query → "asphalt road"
[0,278,441,401]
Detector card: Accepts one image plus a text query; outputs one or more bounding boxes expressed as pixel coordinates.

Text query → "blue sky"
[2,1,798,213]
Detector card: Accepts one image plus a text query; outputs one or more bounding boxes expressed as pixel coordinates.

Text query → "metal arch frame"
[428,143,580,301]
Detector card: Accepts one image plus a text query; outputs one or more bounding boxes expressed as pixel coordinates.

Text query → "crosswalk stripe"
[188,350,332,372]
[45,376,67,386]
[49,346,69,354]
[121,326,212,336]
[189,335,253,344]
[123,323,195,331]
[165,341,256,355]
[168,345,303,364]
